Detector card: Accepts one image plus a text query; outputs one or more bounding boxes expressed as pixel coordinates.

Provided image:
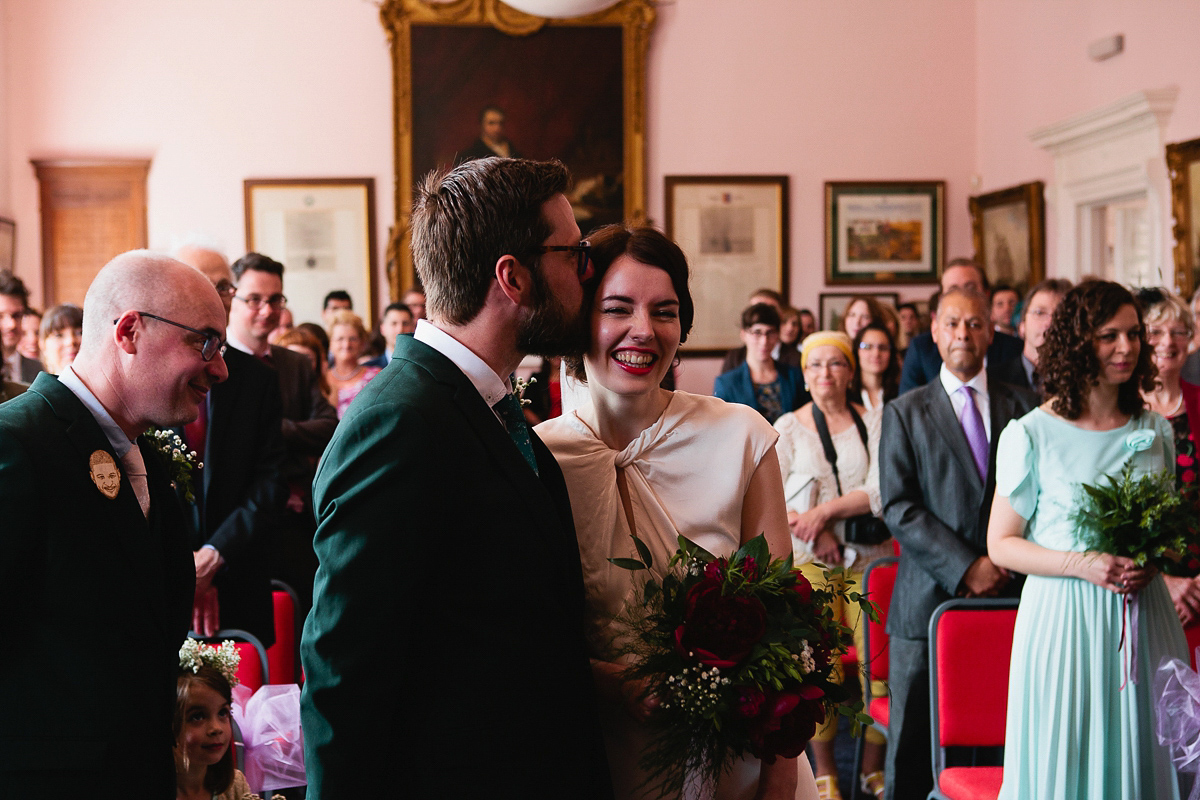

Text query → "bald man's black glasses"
[115,312,227,361]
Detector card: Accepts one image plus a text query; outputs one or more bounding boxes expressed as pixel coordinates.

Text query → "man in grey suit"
[301,158,611,797]
[0,270,44,382]
[880,287,1037,800]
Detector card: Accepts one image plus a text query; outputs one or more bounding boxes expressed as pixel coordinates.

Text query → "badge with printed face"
[89,450,121,499]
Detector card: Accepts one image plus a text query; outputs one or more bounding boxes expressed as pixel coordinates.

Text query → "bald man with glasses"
[0,251,228,795]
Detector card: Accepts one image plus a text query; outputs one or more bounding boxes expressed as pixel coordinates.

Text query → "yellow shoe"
[815,774,842,800]
[860,770,885,799]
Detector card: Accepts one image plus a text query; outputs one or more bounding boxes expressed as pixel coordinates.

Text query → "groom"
[301,157,612,798]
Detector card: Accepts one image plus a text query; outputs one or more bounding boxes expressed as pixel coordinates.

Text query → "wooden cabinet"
[31,159,150,305]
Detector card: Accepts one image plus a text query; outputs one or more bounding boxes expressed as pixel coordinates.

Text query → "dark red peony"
[735,686,765,718]
[747,685,826,762]
[674,584,767,668]
[791,572,813,603]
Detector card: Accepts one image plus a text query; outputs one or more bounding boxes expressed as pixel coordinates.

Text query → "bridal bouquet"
[1072,461,1199,571]
[611,533,875,797]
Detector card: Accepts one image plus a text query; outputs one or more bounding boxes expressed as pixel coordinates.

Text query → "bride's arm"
[741,448,801,798]
[741,448,793,559]
[987,493,1152,594]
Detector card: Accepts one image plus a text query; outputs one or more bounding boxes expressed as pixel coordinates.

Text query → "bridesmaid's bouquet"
[610,533,874,797]
[1072,461,1199,571]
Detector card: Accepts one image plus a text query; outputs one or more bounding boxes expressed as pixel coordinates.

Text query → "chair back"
[190,628,270,692]
[862,556,898,684]
[928,598,1019,779]
[267,580,302,684]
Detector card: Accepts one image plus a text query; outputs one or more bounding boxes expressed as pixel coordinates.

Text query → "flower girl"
[174,639,283,800]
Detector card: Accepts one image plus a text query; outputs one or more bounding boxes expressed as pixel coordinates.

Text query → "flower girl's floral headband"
[178,638,241,687]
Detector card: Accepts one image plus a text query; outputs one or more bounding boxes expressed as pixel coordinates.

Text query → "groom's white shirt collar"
[414,319,511,416]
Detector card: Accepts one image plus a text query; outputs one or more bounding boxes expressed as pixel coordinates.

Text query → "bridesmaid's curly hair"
[1039,280,1155,420]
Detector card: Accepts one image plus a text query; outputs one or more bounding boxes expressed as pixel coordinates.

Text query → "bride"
[537,224,817,800]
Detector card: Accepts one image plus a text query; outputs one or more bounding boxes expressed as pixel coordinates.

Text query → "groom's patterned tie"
[493,392,539,476]
[957,385,989,481]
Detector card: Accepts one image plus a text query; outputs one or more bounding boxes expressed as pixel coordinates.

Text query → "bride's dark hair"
[565,224,693,381]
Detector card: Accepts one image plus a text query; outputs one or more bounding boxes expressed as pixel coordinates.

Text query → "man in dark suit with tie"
[898,259,1024,394]
[302,158,611,798]
[0,252,227,794]
[880,287,1037,800]
[0,269,44,382]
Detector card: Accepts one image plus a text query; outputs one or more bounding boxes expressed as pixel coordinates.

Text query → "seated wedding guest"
[880,286,1036,800]
[898,259,1024,394]
[991,278,1071,392]
[276,326,335,408]
[775,329,892,799]
[780,306,802,351]
[897,302,923,341]
[987,280,1185,799]
[990,284,1020,335]
[799,307,818,338]
[297,321,329,355]
[327,309,382,418]
[17,306,40,361]
[719,287,801,373]
[714,302,807,424]
[0,251,222,795]
[537,223,812,799]
[0,269,43,382]
[267,307,294,344]
[841,296,885,341]
[37,303,82,375]
[853,322,900,411]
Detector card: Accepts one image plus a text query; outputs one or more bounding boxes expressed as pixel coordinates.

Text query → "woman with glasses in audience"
[38,303,82,376]
[987,280,1185,799]
[851,322,899,412]
[327,310,381,418]
[773,331,891,799]
[714,303,807,424]
[538,224,813,800]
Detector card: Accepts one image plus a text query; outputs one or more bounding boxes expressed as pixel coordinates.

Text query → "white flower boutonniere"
[512,375,536,408]
[147,429,203,504]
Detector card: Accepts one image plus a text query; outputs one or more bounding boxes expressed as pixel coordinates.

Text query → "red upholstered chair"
[852,556,898,798]
[927,598,1019,800]
[190,629,270,692]
[267,580,302,685]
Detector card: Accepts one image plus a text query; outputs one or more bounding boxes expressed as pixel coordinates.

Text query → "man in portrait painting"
[456,105,523,164]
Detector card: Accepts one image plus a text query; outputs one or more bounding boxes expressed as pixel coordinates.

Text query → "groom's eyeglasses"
[537,240,591,278]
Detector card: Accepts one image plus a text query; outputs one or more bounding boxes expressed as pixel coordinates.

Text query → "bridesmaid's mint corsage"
[1125,429,1156,452]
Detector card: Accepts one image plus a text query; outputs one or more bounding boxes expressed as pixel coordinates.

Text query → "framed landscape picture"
[380,0,655,300]
[665,175,789,356]
[968,181,1045,296]
[818,292,899,333]
[825,181,944,285]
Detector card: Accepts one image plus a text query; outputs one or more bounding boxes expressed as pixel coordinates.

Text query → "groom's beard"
[516,268,589,358]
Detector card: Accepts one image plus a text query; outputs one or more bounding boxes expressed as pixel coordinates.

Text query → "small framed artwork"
[244,178,377,327]
[825,181,945,285]
[0,217,14,272]
[968,181,1045,296]
[818,292,899,334]
[1167,137,1200,297]
[665,175,789,356]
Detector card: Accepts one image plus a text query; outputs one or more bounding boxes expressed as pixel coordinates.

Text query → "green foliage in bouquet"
[1072,461,1199,570]
[610,533,877,797]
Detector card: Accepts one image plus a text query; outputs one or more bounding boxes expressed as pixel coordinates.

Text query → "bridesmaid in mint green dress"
[988,281,1186,799]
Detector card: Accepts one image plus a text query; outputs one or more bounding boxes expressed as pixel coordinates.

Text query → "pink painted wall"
[2,0,393,322]
[647,0,978,391]
[975,0,1200,278]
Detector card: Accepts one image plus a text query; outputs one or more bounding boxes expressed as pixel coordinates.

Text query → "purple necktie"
[958,385,989,480]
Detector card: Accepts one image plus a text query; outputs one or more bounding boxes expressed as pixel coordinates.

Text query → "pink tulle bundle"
[232,683,306,792]
[1154,651,1200,800]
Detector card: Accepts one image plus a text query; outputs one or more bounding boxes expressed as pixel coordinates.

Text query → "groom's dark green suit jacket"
[302,335,611,798]
[0,374,194,795]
